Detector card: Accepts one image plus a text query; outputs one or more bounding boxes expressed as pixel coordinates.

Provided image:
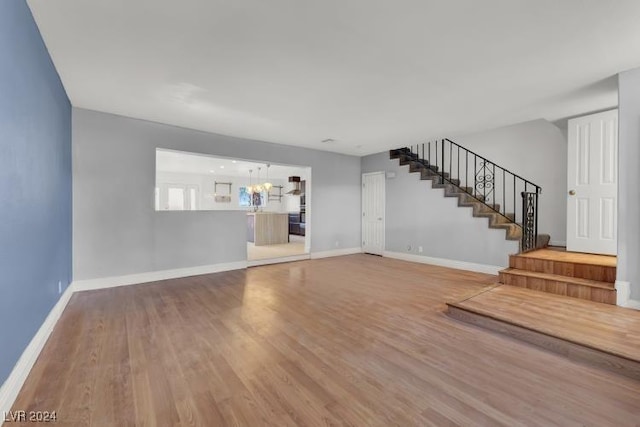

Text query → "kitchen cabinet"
[247,212,289,245]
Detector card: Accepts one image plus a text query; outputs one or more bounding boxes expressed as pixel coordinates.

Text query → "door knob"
[569,190,576,195]
[377,217,383,220]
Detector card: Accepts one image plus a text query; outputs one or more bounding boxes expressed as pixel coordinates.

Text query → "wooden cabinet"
[247,213,289,245]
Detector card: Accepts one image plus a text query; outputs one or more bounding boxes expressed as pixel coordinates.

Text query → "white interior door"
[362,172,385,255]
[567,109,618,255]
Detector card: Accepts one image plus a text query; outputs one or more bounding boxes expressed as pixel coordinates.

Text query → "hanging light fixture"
[254,167,264,193]
[247,169,254,194]
[263,164,273,191]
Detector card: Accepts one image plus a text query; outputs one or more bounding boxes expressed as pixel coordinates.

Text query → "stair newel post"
[441,139,445,184]
[521,190,539,252]
[535,187,540,249]
[521,191,526,251]
[428,142,431,167]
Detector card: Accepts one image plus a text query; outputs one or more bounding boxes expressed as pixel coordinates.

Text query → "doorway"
[566,109,618,255]
[155,149,311,265]
[362,172,385,255]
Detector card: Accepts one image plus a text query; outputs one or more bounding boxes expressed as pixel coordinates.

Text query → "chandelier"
[246,164,272,194]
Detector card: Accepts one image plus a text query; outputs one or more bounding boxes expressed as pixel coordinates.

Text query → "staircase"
[498,249,617,304]
[390,143,550,250]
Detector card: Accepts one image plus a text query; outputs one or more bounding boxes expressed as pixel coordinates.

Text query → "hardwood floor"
[517,248,616,267]
[447,285,640,379]
[10,255,640,426]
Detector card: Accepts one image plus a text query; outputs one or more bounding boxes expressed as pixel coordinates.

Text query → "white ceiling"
[28,0,640,155]
[156,149,308,179]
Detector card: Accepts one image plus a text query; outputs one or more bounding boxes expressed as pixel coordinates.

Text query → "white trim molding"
[383,251,503,275]
[310,247,362,259]
[73,261,248,292]
[615,280,631,307]
[623,299,640,310]
[248,254,310,267]
[0,283,76,417]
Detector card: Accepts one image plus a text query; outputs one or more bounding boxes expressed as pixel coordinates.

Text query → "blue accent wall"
[0,1,72,384]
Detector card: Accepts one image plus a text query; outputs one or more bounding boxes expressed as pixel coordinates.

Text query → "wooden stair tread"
[517,248,616,268]
[448,285,640,363]
[499,268,616,290]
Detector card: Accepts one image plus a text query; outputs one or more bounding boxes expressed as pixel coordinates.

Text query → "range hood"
[287,176,303,195]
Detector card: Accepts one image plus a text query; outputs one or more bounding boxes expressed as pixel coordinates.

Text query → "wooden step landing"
[518,247,616,266]
[511,248,616,282]
[499,268,617,304]
[504,248,617,303]
[447,285,640,381]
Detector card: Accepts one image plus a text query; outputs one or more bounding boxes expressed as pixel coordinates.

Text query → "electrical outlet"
[335,240,340,247]
[58,281,62,294]
[418,246,423,253]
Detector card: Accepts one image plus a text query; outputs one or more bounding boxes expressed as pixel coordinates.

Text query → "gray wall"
[455,119,568,245]
[618,68,640,300]
[73,108,361,281]
[0,1,72,384]
[362,152,519,267]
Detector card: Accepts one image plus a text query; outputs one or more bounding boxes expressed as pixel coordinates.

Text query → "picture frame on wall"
[239,187,265,207]
[239,187,251,207]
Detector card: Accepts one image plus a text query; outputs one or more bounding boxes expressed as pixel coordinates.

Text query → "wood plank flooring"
[518,248,616,267]
[447,285,640,378]
[10,255,640,426]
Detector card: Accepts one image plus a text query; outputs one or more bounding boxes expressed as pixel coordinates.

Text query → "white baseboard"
[616,280,640,310]
[623,299,640,310]
[615,280,631,306]
[73,261,248,292]
[248,254,310,267]
[310,247,362,259]
[0,283,75,417]
[383,251,503,275]
[548,240,566,247]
